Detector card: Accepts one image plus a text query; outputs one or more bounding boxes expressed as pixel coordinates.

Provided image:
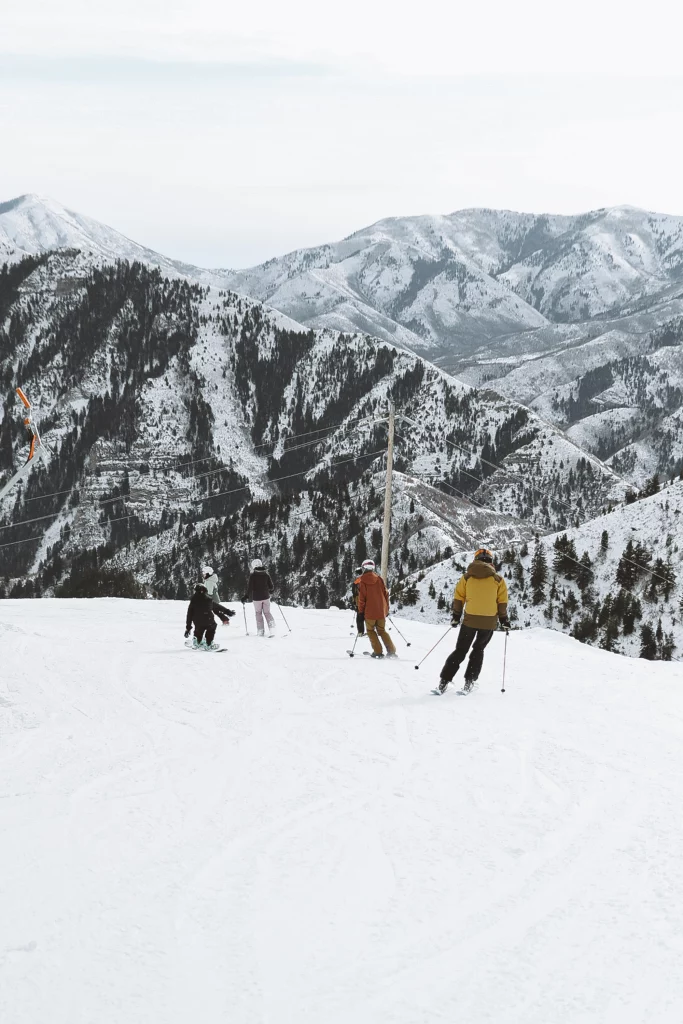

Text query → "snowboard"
[185,642,228,653]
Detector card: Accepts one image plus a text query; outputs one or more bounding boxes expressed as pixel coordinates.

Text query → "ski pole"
[242,601,249,635]
[348,632,360,658]
[414,626,452,670]
[275,601,292,634]
[501,630,509,693]
[389,616,411,647]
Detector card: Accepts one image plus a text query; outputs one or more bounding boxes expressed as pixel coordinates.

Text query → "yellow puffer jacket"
[453,560,508,630]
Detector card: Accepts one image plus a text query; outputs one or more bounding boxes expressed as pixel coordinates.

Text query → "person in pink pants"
[244,559,276,636]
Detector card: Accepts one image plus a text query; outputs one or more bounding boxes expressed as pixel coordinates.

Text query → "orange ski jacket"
[357,571,390,620]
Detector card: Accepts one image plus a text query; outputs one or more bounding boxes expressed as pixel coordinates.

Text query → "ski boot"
[437,677,449,694]
[370,652,385,659]
[386,651,398,659]
[462,677,475,693]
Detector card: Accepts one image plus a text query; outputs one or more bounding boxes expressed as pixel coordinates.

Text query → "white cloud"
[2,5,683,267]
[4,0,683,76]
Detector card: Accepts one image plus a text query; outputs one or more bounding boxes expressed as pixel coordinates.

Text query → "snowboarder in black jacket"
[185,584,234,649]
[243,559,276,636]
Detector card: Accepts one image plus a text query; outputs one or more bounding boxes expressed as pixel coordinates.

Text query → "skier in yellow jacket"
[437,548,509,694]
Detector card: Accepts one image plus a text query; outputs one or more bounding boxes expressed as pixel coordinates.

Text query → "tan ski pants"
[365,617,396,655]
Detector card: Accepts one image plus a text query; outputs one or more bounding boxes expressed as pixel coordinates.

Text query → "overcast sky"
[2,1,683,268]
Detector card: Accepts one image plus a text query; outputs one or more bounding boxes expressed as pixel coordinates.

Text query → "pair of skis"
[430,683,477,696]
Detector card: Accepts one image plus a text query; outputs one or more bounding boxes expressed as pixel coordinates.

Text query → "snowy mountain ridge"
[221,203,683,489]
[224,204,683,352]
[0,193,231,288]
[1,194,680,658]
[0,247,625,617]
[6,193,682,493]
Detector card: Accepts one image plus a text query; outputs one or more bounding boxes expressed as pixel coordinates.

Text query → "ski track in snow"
[1,601,683,1022]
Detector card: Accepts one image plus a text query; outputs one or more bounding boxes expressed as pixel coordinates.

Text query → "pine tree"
[661,633,676,661]
[641,473,660,498]
[354,532,368,564]
[599,616,620,652]
[600,529,609,553]
[576,551,593,591]
[530,544,548,605]
[639,623,657,660]
[616,539,637,589]
[553,533,579,579]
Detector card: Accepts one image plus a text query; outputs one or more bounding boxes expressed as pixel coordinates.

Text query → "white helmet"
[202,565,213,577]
[251,558,263,570]
[361,559,375,572]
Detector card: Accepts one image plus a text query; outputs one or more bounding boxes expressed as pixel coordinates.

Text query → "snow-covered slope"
[0,194,230,287]
[5,194,683,486]
[2,600,683,1022]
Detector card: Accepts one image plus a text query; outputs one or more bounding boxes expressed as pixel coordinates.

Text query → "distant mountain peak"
[0,191,230,287]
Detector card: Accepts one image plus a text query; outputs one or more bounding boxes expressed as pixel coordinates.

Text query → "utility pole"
[380,402,395,584]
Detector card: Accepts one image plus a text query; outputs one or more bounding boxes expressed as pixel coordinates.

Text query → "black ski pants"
[194,621,216,645]
[440,625,493,683]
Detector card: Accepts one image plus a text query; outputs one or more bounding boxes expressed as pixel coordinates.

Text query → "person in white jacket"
[201,566,220,603]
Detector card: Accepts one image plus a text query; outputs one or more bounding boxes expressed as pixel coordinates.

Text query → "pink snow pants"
[254,599,276,634]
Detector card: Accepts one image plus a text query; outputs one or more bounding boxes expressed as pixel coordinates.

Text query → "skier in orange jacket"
[357,559,397,659]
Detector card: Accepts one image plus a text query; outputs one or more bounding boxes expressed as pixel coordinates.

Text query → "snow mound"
[2,600,683,1022]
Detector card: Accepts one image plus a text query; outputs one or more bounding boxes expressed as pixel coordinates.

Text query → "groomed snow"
[2,601,683,1022]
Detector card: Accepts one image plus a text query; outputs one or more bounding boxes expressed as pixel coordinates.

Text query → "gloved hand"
[450,614,461,628]
[356,611,365,635]
[241,595,247,604]
[184,629,190,638]
[226,609,236,617]
[499,617,511,631]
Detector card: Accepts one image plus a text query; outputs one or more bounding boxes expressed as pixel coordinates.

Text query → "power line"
[0,494,127,532]
[432,363,626,485]
[186,432,339,484]
[23,487,74,504]
[396,433,540,538]
[196,448,387,504]
[394,431,674,590]
[0,414,381,518]
[0,448,386,554]
[172,413,379,471]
